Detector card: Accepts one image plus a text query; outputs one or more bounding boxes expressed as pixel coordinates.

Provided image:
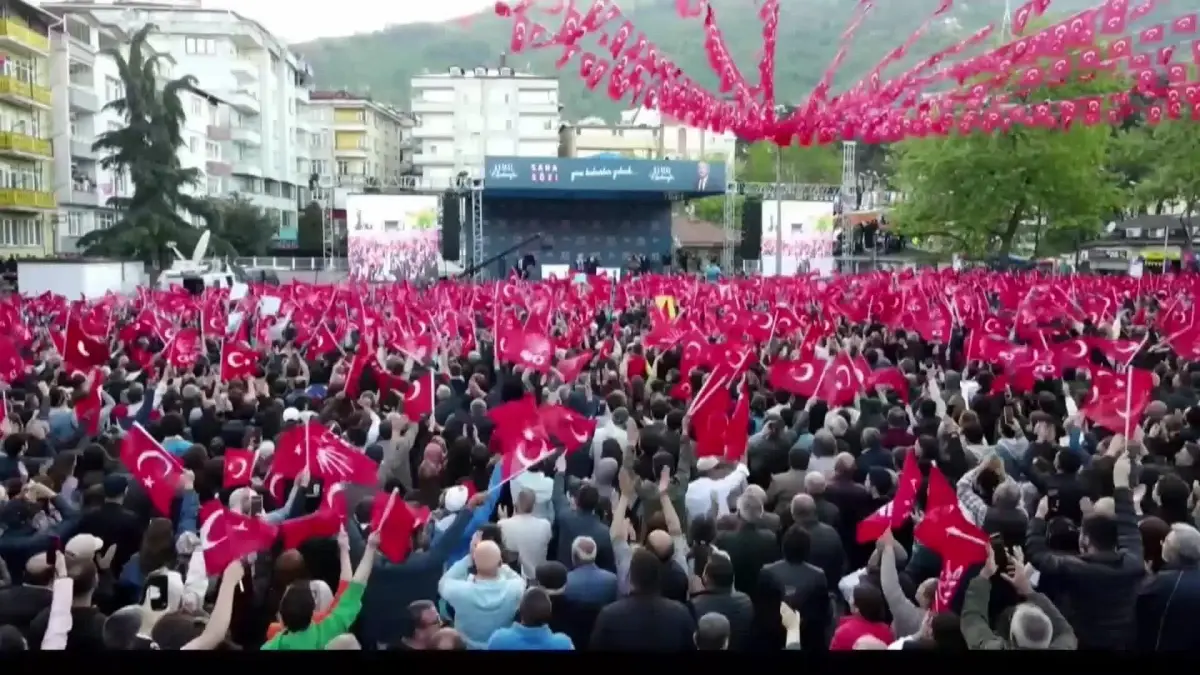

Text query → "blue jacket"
[564,564,618,606]
[438,556,525,649]
[0,495,81,584]
[487,623,574,650]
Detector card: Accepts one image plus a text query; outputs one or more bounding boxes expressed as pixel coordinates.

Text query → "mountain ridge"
[292,0,1125,121]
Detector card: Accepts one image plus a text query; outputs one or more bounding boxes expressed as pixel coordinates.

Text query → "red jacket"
[829,614,894,651]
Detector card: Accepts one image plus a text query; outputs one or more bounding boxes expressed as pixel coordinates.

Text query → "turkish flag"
[489,396,555,481]
[723,378,751,463]
[63,318,109,371]
[222,448,254,489]
[403,371,435,419]
[199,506,278,572]
[554,350,592,384]
[0,338,26,383]
[279,482,347,549]
[120,423,184,517]
[539,403,596,453]
[306,324,341,358]
[370,489,422,563]
[865,367,910,403]
[220,341,258,381]
[73,368,104,436]
[815,352,860,407]
[855,450,921,543]
[767,358,822,398]
[1081,366,1153,433]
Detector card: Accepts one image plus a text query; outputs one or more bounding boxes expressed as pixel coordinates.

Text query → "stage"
[473,156,727,280]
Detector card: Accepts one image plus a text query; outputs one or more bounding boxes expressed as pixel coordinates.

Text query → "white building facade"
[46,1,313,245]
[410,66,559,185]
[569,107,738,162]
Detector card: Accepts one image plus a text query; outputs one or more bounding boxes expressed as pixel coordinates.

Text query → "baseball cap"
[65,534,104,559]
[282,407,301,423]
[102,474,129,499]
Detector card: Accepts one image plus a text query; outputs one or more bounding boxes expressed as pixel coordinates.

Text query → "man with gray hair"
[563,536,617,606]
[803,472,840,527]
[498,489,553,578]
[714,492,780,595]
[960,547,1076,649]
[1136,523,1200,649]
[808,430,838,477]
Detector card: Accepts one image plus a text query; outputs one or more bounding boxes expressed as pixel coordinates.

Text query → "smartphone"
[1003,406,1015,424]
[46,536,60,569]
[1047,488,1060,514]
[143,574,170,611]
[990,533,1009,570]
[249,495,263,517]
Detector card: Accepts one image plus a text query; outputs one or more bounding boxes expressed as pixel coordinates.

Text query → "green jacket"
[960,576,1077,650]
[261,581,366,651]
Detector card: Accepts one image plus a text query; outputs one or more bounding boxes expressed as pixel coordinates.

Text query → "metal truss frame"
[721,180,843,272]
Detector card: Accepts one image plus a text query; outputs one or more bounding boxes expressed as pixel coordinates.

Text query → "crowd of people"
[347,232,444,282]
[0,267,1196,652]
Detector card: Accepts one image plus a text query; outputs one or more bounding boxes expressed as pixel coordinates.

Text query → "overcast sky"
[203,0,496,42]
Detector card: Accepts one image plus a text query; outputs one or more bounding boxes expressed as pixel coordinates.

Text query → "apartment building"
[0,1,59,258]
[410,65,559,186]
[303,90,415,188]
[45,1,314,244]
[568,108,737,162]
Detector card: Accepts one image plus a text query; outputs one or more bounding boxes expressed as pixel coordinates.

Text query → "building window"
[184,37,216,55]
[207,177,221,194]
[69,119,78,137]
[312,159,327,175]
[104,77,123,103]
[206,141,219,159]
[67,211,83,236]
[0,218,42,248]
[191,98,202,117]
[96,212,116,229]
[355,111,365,123]
[190,137,199,153]
[336,160,349,176]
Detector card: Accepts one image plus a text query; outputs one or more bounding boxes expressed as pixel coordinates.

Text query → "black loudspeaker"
[441,192,461,261]
[740,198,763,260]
[182,277,204,296]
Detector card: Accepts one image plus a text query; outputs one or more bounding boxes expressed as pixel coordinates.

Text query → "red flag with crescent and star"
[199,506,278,572]
[220,341,258,381]
[120,423,185,516]
[222,448,254,489]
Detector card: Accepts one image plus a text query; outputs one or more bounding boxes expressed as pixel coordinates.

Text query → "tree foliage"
[297,201,324,251]
[1117,118,1200,217]
[204,194,277,256]
[78,24,227,271]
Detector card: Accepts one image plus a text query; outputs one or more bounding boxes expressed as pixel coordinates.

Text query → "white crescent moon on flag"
[267,473,285,499]
[200,510,227,551]
[76,341,90,358]
[136,450,172,478]
[227,352,248,369]
[795,364,814,383]
[1068,340,1087,360]
[227,457,247,479]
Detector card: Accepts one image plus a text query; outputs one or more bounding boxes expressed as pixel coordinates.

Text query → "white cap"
[696,457,720,472]
[255,440,275,462]
[443,485,468,512]
[65,534,104,559]
[282,408,301,422]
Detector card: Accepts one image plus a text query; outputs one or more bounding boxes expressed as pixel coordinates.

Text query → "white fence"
[233,257,349,271]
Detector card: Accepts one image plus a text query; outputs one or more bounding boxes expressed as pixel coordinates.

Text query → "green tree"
[78,24,226,274]
[205,194,277,255]
[297,201,324,251]
[1122,118,1200,217]
[889,124,1120,258]
[740,142,841,184]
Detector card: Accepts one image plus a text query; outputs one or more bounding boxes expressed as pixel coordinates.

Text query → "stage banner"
[484,156,725,195]
[346,194,441,281]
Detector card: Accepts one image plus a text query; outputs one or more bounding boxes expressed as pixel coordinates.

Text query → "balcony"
[295,88,310,104]
[68,85,99,112]
[0,189,55,210]
[0,132,51,159]
[411,98,455,115]
[227,90,260,115]
[206,160,232,177]
[0,77,51,109]
[69,138,96,159]
[230,60,257,84]
[411,125,453,139]
[0,20,50,55]
[70,189,100,207]
[206,124,231,142]
[231,125,262,146]
[231,159,262,177]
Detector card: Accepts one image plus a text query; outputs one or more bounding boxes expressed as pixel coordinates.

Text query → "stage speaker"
[741,198,763,260]
[441,192,461,261]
